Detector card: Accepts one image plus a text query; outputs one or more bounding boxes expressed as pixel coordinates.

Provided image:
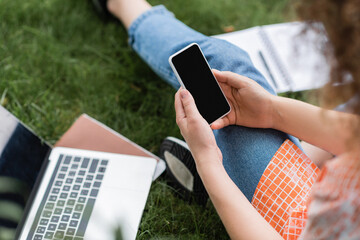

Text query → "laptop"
[0,106,157,240]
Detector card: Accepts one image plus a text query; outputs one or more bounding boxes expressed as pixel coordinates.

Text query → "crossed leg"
[107,0,301,202]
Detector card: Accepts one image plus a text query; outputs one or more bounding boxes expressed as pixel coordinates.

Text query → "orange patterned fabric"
[282,206,308,239]
[251,139,320,238]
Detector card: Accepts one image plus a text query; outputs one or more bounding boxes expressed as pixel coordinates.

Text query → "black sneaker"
[160,137,208,206]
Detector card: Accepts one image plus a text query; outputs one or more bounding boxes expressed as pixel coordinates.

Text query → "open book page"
[262,22,329,92]
[213,22,329,93]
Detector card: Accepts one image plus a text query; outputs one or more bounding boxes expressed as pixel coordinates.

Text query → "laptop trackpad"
[85,155,155,240]
[85,187,150,240]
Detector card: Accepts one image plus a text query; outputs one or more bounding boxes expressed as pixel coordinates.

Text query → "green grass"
[0,0,296,238]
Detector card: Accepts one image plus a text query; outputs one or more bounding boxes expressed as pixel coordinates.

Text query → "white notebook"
[214,22,330,93]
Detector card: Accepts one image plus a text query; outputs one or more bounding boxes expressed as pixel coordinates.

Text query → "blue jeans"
[128,5,301,202]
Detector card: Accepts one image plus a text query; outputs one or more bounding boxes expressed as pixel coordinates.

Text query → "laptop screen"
[0,106,51,231]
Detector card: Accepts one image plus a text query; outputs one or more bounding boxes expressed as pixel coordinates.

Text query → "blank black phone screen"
[171,44,230,124]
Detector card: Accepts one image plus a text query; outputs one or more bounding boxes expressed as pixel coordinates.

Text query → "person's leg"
[108,0,301,201]
[108,0,274,93]
[107,0,151,29]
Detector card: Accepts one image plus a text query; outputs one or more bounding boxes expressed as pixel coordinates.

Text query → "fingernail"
[180,90,188,99]
[212,69,221,74]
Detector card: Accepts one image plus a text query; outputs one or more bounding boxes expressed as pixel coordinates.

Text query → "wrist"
[194,150,223,171]
[196,158,224,179]
[270,96,283,130]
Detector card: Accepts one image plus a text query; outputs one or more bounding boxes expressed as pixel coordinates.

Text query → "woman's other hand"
[211,70,276,130]
[175,87,283,240]
[174,88,222,166]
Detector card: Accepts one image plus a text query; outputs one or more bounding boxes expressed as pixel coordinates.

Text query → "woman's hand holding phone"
[211,70,276,130]
[174,74,284,240]
[174,69,276,168]
[174,88,223,168]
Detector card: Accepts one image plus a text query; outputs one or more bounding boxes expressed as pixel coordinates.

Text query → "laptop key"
[83,182,91,188]
[52,188,60,194]
[71,164,79,170]
[54,230,65,239]
[70,192,78,198]
[60,193,68,199]
[75,177,83,183]
[47,224,56,231]
[58,173,65,179]
[100,160,108,166]
[98,167,106,173]
[64,207,73,214]
[60,166,68,172]
[95,174,104,180]
[44,232,54,239]
[42,210,52,218]
[78,197,86,203]
[78,170,86,176]
[86,175,93,181]
[57,200,65,207]
[90,189,99,197]
[51,216,60,223]
[33,235,43,240]
[73,184,81,191]
[63,185,71,191]
[67,199,75,206]
[69,171,76,177]
[69,220,78,228]
[54,208,62,215]
[74,157,81,162]
[58,223,67,230]
[81,158,90,168]
[89,159,99,173]
[72,212,81,219]
[36,226,46,233]
[93,181,101,188]
[64,156,72,164]
[66,178,73,184]
[45,203,54,210]
[39,218,49,226]
[75,204,84,212]
[64,236,74,240]
[80,190,88,196]
[55,181,63,187]
[67,228,76,235]
[49,195,57,201]
[61,215,70,222]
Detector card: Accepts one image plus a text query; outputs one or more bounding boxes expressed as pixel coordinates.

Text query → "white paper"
[214,22,329,93]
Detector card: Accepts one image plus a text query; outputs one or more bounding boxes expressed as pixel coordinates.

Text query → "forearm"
[196,156,282,240]
[272,96,358,155]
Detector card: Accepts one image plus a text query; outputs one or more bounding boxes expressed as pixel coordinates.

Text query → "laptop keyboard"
[29,154,108,240]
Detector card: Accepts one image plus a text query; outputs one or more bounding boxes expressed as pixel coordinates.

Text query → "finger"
[213,70,248,89]
[179,89,202,118]
[211,117,229,130]
[174,89,186,126]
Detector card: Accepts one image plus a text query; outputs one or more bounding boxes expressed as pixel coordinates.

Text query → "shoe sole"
[160,137,208,205]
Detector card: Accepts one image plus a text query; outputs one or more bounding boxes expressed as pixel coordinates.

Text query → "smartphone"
[169,43,231,125]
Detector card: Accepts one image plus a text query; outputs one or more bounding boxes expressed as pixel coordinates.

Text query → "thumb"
[210,117,229,130]
[180,89,201,118]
